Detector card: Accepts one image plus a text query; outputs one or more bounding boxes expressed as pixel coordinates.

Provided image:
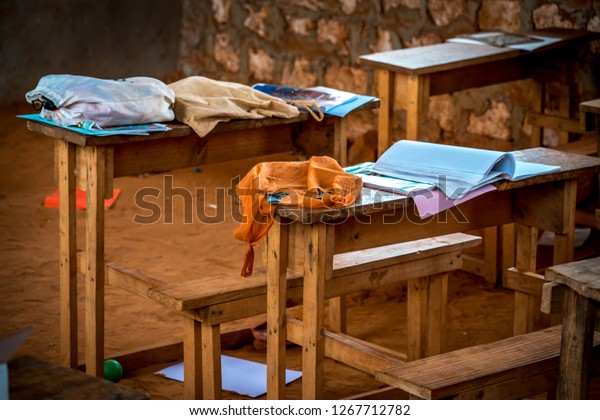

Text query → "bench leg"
[513,224,538,335]
[183,317,222,400]
[183,317,202,399]
[407,273,448,361]
[326,296,347,333]
[557,289,597,399]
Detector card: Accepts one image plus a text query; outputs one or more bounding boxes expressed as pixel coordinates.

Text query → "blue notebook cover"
[18,114,171,136]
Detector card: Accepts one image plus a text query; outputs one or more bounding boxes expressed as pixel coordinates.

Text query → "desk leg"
[405,74,430,140]
[553,179,577,266]
[551,179,577,327]
[57,140,77,369]
[377,69,394,157]
[84,146,106,377]
[557,289,597,399]
[407,273,447,361]
[302,223,333,400]
[266,218,289,400]
[333,117,348,167]
[513,223,538,336]
[326,106,347,330]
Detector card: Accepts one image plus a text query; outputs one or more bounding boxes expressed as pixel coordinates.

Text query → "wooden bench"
[101,232,480,399]
[375,325,600,400]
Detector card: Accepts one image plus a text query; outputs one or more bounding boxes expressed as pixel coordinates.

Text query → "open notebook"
[369,140,560,200]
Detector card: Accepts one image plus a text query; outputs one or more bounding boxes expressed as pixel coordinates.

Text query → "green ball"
[103,359,123,383]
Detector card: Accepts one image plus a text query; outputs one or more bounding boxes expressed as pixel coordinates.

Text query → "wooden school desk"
[26,103,377,378]
[358,29,598,153]
[264,148,600,399]
[359,29,599,284]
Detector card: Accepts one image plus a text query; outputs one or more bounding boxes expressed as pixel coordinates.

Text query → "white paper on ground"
[155,355,302,398]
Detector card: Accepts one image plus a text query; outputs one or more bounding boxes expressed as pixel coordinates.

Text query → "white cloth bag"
[25,74,175,127]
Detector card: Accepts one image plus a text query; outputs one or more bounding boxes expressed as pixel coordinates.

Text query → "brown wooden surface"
[26,100,379,148]
[276,148,600,224]
[359,29,597,76]
[8,355,149,400]
[375,325,600,400]
[545,257,600,302]
[557,288,598,399]
[580,98,600,116]
[146,233,480,312]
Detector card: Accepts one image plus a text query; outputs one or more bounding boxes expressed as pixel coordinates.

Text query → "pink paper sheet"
[411,185,496,218]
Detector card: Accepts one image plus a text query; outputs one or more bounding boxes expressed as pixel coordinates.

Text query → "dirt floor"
[0,105,597,400]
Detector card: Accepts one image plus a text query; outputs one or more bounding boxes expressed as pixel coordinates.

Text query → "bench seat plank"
[147,233,481,312]
[376,325,600,399]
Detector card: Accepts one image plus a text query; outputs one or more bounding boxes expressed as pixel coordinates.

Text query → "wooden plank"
[426,273,447,358]
[376,325,600,400]
[358,42,518,75]
[332,190,512,254]
[201,252,463,325]
[429,56,528,96]
[407,276,427,361]
[513,224,539,335]
[266,217,288,400]
[333,117,348,166]
[201,320,222,400]
[500,224,516,286]
[526,112,584,135]
[540,282,566,315]
[553,179,577,266]
[26,116,309,147]
[344,386,408,400]
[84,146,106,377]
[405,74,429,140]
[505,268,546,296]
[286,317,406,376]
[301,223,331,399]
[407,273,448,361]
[557,289,598,399]
[103,241,469,326]
[112,125,295,177]
[146,233,480,313]
[482,226,498,284]
[57,140,77,369]
[545,257,600,302]
[377,69,394,156]
[183,317,203,400]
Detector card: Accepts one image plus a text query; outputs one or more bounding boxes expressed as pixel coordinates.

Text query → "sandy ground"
[0,105,597,400]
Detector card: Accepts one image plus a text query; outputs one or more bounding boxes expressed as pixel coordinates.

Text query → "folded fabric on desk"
[233,156,362,277]
[168,76,300,137]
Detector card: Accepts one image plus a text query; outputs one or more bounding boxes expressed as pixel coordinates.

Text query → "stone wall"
[176,0,600,162]
[2,1,598,163]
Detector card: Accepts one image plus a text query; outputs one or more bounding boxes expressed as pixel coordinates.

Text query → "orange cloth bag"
[234,156,362,277]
